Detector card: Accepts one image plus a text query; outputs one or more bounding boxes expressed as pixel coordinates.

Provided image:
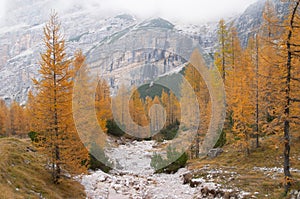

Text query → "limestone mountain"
[0,0,291,104]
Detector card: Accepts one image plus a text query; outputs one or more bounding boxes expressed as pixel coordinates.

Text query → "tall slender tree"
[281,1,300,192]
[33,12,88,183]
[215,21,240,146]
[215,19,231,84]
[148,96,165,135]
[9,101,26,137]
[181,63,210,158]
[259,0,283,138]
[260,0,300,192]
[129,87,148,138]
[0,99,8,136]
[95,79,112,132]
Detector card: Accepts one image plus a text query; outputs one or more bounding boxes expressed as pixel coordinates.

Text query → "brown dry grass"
[0,137,86,199]
[187,135,300,199]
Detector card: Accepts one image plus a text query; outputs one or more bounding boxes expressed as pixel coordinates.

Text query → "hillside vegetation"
[0,138,86,199]
[187,135,300,198]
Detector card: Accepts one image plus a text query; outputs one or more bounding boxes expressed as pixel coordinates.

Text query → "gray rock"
[207,148,223,158]
[0,0,292,108]
[182,172,193,184]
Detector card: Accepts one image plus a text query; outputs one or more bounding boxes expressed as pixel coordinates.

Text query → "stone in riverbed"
[207,148,223,158]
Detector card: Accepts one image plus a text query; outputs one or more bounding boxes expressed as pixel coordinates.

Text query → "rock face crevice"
[0,0,290,104]
[0,1,138,104]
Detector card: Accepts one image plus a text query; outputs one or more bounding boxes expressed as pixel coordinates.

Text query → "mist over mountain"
[0,0,290,104]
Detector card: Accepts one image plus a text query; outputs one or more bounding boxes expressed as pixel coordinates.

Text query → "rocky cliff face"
[85,18,203,95]
[0,0,137,104]
[233,0,290,47]
[0,0,206,104]
[0,0,291,104]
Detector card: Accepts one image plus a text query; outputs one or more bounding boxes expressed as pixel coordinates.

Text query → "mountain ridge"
[0,0,290,104]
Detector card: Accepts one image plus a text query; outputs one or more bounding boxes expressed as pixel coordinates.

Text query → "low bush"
[153,120,180,141]
[150,145,188,174]
[106,119,125,137]
[89,142,112,173]
[28,131,38,142]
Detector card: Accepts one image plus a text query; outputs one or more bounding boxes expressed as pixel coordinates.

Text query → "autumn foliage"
[0,2,299,195]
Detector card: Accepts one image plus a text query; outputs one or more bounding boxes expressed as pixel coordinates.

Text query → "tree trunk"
[255,34,259,148]
[52,28,61,184]
[283,0,300,193]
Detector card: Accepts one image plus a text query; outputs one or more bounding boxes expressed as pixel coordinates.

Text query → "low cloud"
[0,0,258,24]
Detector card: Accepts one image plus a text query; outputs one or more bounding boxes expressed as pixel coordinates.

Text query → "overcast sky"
[0,0,258,23]
[0,1,5,20]
[100,0,259,23]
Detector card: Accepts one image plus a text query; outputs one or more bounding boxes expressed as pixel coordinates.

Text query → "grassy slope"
[187,136,300,198]
[0,138,86,199]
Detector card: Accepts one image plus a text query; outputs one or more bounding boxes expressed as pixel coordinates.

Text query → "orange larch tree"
[33,12,88,183]
[95,79,113,132]
[0,99,8,136]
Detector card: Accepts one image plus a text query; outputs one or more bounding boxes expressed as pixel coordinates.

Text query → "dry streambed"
[76,140,274,199]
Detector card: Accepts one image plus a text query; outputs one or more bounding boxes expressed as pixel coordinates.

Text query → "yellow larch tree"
[259,0,284,138]
[224,25,243,144]
[148,96,165,135]
[112,84,130,133]
[278,1,300,192]
[95,79,112,133]
[128,87,148,138]
[72,50,110,171]
[160,90,180,127]
[169,92,181,125]
[9,100,26,137]
[66,50,90,174]
[182,63,210,158]
[144,96,153,115]
[231,38,256,155]
[215,19,231,84]
[25,91,40,134]
[160,90,170,126]
[72,50,96,146]
[0,99,8,136]
[33,12,88,183]
[254,1,300,192]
